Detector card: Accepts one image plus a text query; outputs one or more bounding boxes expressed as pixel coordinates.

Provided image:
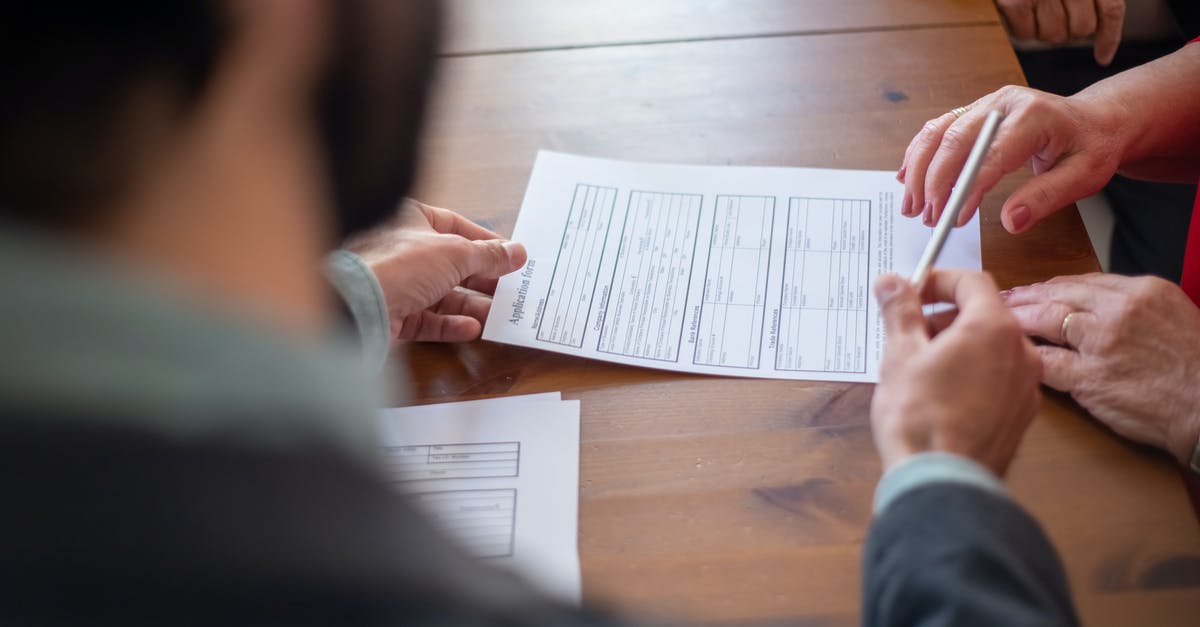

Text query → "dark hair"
[0,3,225,224]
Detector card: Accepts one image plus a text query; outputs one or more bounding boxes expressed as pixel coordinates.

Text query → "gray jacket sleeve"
[863,482,1080,627]
[325,250,391,373]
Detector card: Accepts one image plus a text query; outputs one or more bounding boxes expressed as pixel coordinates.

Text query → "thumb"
[1000,156,1103,233]
[458,238,527,280]
[874,274,928,346]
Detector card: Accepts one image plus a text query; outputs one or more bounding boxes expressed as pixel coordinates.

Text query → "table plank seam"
[439,20,1002,58]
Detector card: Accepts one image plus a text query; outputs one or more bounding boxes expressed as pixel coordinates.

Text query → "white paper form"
[483,151,981,382]
[378,393,581,604]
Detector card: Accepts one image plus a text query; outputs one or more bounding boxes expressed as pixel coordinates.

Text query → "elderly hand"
[871,271,1043,475]
[898,84,1128,234]
[345,199,527,343]
[996,0,1126,66]
[1005,273,1200,464]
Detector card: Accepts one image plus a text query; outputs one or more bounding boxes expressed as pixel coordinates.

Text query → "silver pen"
[910,109,1004,286]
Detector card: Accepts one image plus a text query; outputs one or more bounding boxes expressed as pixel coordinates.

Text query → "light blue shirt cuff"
[873,452,1009,514]
[325,250,391,374]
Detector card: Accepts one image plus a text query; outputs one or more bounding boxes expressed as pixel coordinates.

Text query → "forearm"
[1075,42,1200,181]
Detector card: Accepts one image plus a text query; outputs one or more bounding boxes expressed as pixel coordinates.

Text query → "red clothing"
[1176,36,1200,520]
[1185,34,1200,305]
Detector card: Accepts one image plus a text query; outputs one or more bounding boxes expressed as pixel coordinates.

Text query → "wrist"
[874,452,1007,514]
[1072,88,1139,168]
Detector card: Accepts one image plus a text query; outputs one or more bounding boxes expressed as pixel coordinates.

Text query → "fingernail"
[896,164,907,182]
[502,240,520,262]
[901,194,913,216]
[922,201,933,226]
[1006,205,1031,233]
[998,289,1012,301]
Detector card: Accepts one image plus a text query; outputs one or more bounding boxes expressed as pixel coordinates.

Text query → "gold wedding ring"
[949,105,971,119]
[1060,312,1075,346]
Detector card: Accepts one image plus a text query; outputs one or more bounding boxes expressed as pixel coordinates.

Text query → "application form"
[483,152,981,382]
[378,393,581,604]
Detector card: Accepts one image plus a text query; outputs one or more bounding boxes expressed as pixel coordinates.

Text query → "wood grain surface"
[404,7,1200,626]
[441,0,1000,55]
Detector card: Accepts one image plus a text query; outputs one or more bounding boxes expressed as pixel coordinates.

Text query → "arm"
[864,272,1079,626]
[899,40,1200,234]
[1096,41,1200,180]
[866,482,1079,627]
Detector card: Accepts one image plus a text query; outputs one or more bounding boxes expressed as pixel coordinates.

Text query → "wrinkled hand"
[871,271,1043,475]
[898,84,1128,233]
[1006,273,1200,464]
[996,0,1126,65]
[345,199,527,342]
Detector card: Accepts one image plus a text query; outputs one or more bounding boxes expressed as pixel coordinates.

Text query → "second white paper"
[483,151,981,382]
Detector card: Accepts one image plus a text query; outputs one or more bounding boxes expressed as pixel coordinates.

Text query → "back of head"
[0,1,440,238]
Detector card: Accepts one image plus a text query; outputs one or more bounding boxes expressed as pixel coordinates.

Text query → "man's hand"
[898,85,1128,233]
[1005,273,1200,464]
[996,0,1126,66]
[345,199,527,343]
[871,271,1043,475]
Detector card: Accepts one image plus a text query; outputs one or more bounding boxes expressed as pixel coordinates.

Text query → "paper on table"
[378,393,581,604]
[483,151,981,382]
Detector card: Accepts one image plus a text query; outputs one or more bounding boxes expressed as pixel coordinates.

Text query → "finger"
[924,110,993,221]
[1002,277,1101,310]
[1035,344,1085,392]
[918,269,1004,314]
[1007,303,1097,345]
[434,287,493,325]
[927,93,1051,228]
[995,382,1042,475]
[1049,271,1138,291]
[962,100,1076,231]
[999,155,1105,233]
[1063,0,1097,39]
[1024,335,1045,384]
[397,310,484,343]
[903,111,960,220]
[924,306,959,336]
[874,274,929,346]
[461,275,501,295]
[1092,0,1125,66]
[417,201,508,241]
[955,187,984,227]
[451,238,527,281]
[999,0,1037,39]
[1035,0,1070,44]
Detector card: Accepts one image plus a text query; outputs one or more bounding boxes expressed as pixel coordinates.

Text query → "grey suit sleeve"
[863,482,1080,627]
[325,250,391,373]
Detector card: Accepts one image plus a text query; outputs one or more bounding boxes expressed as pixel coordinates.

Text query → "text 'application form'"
[483,152,981,382]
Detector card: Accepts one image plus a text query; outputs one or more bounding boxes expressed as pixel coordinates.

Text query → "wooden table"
[407,1,1200,624]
